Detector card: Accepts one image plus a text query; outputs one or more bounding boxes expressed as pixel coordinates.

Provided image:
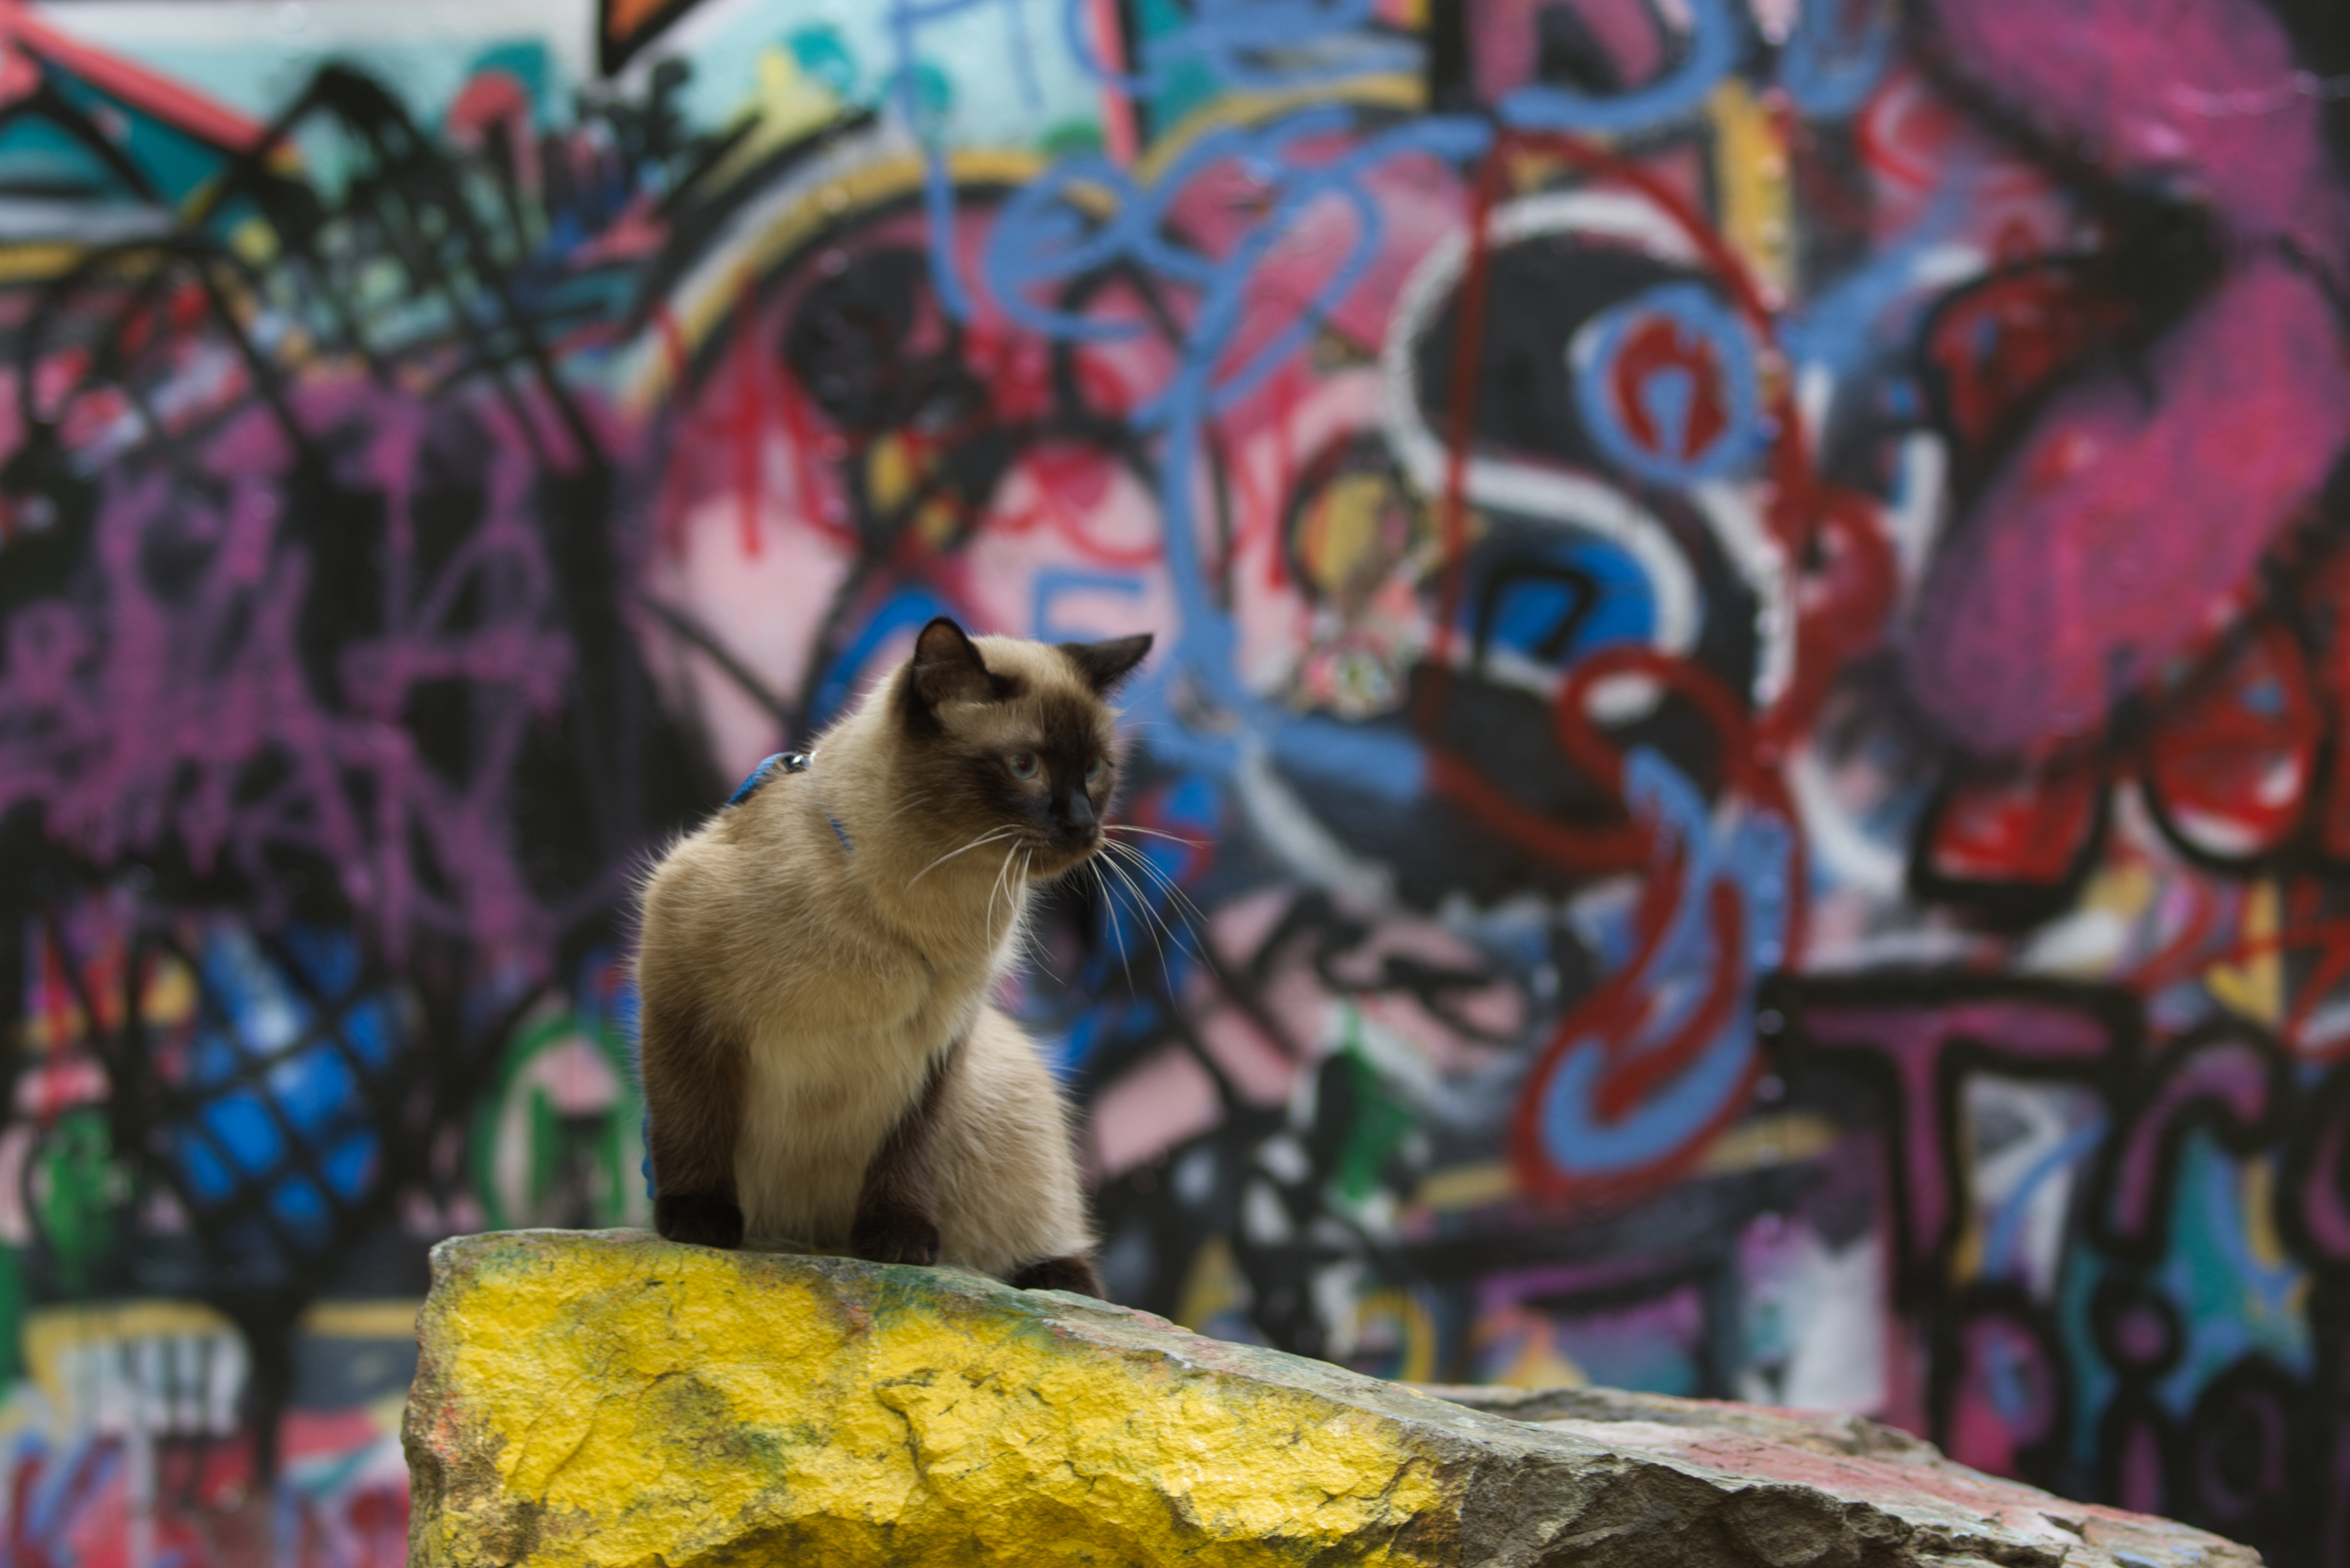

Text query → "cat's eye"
[1085,757,1105,785]
[1008,752,1040,780]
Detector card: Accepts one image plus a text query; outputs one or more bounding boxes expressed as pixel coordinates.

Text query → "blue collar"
[726,750,852,854]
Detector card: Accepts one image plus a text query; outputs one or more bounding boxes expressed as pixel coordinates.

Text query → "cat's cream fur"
[633,618,1149,1289]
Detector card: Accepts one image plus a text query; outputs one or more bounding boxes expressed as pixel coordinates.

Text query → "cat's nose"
[1054,790,1099,842]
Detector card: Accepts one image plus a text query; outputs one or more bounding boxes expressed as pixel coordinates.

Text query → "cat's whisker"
[909,825,1023,886]
[1101,834,1201,907]
[1103,824,1205,848]
[1089,860,1138,997]
[1100,838,1207,949]
[1012,849,1066,985]
[871,786,946,826]
[1096,846,1205,1002]
[987,842,1021,941]
[1097,834,1209,936]
[1007,843,1032,924]
[1094,844,1179,996]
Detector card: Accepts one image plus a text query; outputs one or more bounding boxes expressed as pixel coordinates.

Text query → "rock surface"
[404,1229,2257,1567]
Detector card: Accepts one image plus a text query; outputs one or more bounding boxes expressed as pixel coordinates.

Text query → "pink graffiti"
[1931,0,2350,253]
[1907,252,2350,755]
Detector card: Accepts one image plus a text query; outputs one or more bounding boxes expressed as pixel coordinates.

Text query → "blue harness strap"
[726,750,811,808]
[724,750,850,854]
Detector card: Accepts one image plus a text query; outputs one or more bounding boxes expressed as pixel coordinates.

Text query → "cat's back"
[638,755,953,1046]
[639,775,855,970]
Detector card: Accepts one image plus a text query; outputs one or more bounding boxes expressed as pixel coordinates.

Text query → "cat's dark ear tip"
[1059,630,1155,694]
[907,614,1004,716]
[913,615,993,678]
[914,615,973,655]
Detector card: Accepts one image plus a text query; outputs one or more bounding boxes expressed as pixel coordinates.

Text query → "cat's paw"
[1009,1254,1106,1299]
[850,1211,941,1266]
[654,1193,744,1249]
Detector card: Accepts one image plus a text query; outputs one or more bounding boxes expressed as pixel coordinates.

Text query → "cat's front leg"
[848,1193,940,1264]
[655,1192,744,1249]
[1009,1254,1105,1298]
[640,986,748,1250]
[849,1040,961,1266]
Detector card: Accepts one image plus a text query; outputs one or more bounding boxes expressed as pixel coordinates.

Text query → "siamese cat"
[633,616,1152,1297]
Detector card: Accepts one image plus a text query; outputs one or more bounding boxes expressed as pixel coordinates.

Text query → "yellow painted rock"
[404,1230,2259,1567]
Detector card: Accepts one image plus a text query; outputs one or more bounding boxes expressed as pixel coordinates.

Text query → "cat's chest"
[738,949,987,1123]
[750,921,994,1041]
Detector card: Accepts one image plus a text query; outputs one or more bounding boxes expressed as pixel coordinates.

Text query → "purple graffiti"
[0,381,574,965]
[2099,1028,2281,1255]
[1786,988,2124,1277]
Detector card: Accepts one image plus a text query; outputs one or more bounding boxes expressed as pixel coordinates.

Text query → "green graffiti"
[0,1245,23,1383]
[471,1006,648,1232]
[31,1108,129,1298]
[1330,1011,1418,1209]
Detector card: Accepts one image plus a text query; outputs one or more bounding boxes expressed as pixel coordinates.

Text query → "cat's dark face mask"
[898,616,1152,877]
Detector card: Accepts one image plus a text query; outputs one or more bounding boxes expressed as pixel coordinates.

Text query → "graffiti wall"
[2,0,2349,1559]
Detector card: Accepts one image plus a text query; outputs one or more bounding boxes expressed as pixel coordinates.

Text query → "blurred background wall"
[3,0,2350,1560]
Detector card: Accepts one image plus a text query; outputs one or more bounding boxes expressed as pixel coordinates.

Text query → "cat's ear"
[911,616,1004,708]
[1058,633,1154,695]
